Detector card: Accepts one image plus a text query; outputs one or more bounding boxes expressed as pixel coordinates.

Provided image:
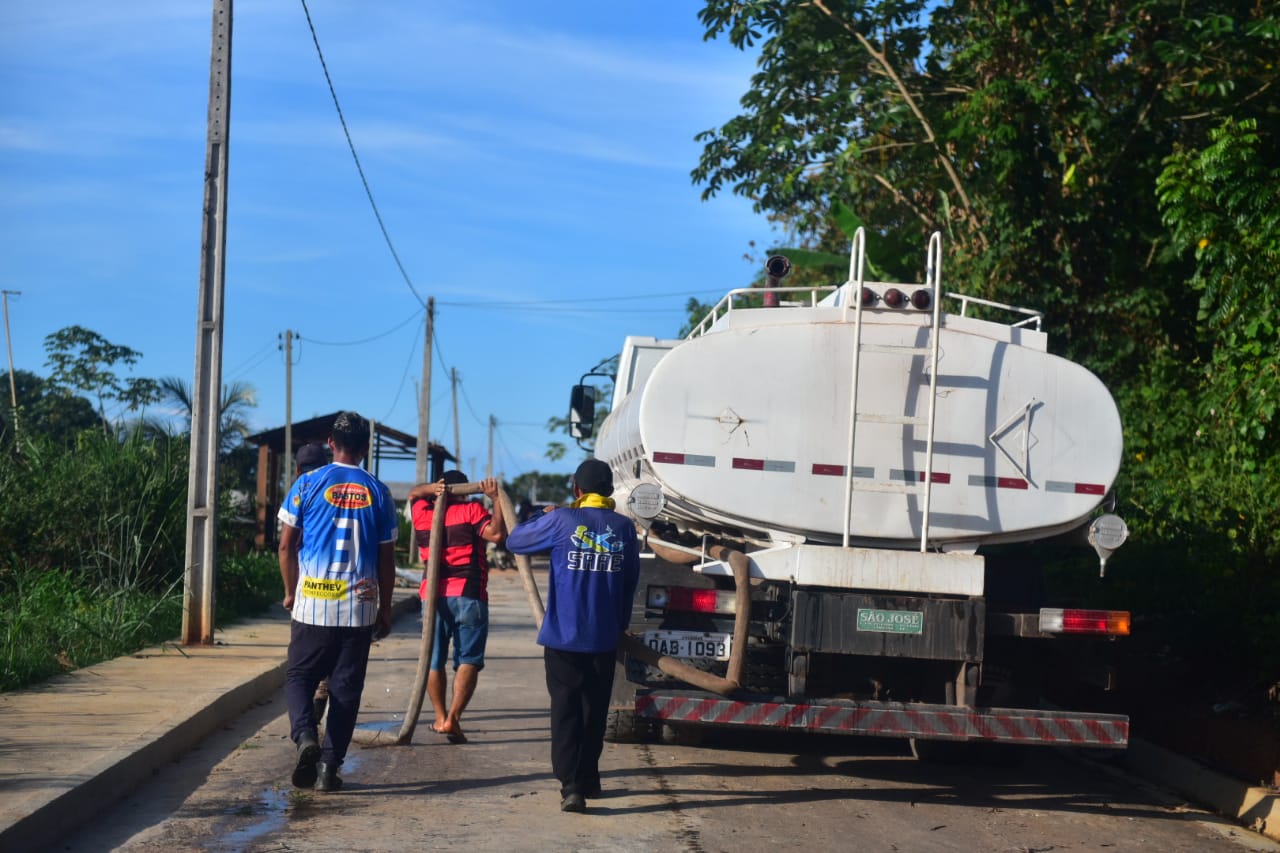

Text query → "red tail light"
[646,585,738,614]
[1039,608,1130,636]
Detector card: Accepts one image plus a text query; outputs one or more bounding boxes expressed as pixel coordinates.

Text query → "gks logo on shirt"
[325,483,373,510]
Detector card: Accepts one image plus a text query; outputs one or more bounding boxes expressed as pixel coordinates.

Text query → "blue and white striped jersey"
[278,461,398,627]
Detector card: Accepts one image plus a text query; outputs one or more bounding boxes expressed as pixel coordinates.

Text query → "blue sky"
[0,1,768,483]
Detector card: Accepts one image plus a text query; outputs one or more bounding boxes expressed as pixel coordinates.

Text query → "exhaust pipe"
[763,254,791,308]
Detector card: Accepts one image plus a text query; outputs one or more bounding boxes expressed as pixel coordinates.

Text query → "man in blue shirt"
[278,412,398,792]
[506,459,640,813]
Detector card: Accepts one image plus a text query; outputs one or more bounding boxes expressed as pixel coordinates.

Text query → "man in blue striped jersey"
[278,411,398,792]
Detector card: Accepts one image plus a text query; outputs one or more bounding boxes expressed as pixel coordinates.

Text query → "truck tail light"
[646,585,738,615]
[1039,608,1130,636]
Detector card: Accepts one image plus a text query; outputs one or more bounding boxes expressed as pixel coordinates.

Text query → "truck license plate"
[643,630,732,661]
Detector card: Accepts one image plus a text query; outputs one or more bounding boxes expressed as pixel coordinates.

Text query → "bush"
[0,428,189,590]
[216,551,281,623]
[0,428,286,692]
[0,565,182,691]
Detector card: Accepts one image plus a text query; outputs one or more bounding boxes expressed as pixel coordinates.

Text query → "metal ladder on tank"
[840,230,945,552]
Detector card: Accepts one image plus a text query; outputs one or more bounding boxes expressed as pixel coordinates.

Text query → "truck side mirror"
[569,385,595,439]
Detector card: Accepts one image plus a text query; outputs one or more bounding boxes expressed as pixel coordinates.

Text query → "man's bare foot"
[433,720,467,743]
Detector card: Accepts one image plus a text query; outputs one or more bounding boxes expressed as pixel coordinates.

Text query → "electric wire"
[226,341,277,379]
[436,290,723,307]
[300,308,423,347]
[299,0,426,308]
[227,344,279,383]
[377,321,424,424]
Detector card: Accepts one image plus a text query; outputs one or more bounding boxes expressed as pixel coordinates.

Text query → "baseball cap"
[295,443,327,472]
[574,459,613,497]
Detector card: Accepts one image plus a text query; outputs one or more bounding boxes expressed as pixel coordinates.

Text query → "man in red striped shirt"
[408,470,506,743]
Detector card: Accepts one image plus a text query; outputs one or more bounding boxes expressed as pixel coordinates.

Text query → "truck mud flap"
[635,689,1129,749]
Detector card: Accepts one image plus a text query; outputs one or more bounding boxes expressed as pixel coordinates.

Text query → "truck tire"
[604,708,653,743]
[661,723,705,747]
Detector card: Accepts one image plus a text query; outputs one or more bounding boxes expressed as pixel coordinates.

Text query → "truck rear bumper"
[635,689,1129,749]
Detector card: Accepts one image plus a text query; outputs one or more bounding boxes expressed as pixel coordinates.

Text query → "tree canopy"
[43,325,161,432]
[694,0,1278,371]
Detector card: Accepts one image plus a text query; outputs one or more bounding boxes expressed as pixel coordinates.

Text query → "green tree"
[693,0,1279,377]
[154,375,260,505]
[0,369,98,445]
[503,471,573,506]
[43,326,161,434]
[1140,117,1280,559]
[156,376,257,456]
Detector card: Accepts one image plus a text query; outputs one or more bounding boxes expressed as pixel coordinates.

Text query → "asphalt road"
[60,570,1278,853]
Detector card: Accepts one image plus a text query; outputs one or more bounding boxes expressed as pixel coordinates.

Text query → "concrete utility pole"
[282,330,294,485]
[415,298,434,484]
[2,290,20,424]
[451,367,461,464]
[183,0,233,645]
[487,415,495,480]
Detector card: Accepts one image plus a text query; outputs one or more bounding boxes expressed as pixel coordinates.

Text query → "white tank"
[595,267,1123,551]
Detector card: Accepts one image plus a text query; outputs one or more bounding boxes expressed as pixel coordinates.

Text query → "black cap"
[574,459,613,497]
[441,470,468,486]
[295,443,327,473]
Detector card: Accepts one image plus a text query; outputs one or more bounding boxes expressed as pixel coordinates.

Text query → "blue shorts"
[425,595,488,672]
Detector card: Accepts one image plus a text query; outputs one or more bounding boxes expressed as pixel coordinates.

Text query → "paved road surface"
[60,571,1278,853]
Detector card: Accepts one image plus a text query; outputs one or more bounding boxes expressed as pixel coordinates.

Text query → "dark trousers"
[285,621,373,767]
[544,646,616,797]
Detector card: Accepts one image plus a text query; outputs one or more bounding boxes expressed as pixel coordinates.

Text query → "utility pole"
[415,299,434,484]
[487,415,495,480]
[281,330,294,485]
[450,368,461,464]
[2,290,20,431]
[183,0,232,645]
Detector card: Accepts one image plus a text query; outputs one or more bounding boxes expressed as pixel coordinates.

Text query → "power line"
[299,308,422,347]
[377,320,424,424]
[436,290,724,307]
[298,0,426,308]
[226,341,278,381]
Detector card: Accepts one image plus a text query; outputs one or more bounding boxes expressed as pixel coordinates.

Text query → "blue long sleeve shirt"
[506,504,640,653]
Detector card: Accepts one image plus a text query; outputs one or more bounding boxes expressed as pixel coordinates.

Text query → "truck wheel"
[604,708,645,743]
[661,723,705,747]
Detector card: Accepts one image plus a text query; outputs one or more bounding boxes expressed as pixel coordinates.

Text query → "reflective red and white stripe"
[636,692,1129,748]
[652,451,1105,495]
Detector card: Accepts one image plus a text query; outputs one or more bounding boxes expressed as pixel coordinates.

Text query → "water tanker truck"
[569,230,1132,757]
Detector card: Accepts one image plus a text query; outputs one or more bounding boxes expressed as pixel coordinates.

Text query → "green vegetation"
[0,425,281,692]
[1,326,275,692]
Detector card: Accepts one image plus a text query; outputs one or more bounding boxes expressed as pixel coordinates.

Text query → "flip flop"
[446,730,468,744]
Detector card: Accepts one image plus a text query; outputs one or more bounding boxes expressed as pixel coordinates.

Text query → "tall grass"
[0,429,281,691]
[0,428,188,587]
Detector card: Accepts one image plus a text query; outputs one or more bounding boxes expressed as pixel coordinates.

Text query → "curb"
[0,666,287,853]
[1122,738,1280,842]
[0,590,423,853]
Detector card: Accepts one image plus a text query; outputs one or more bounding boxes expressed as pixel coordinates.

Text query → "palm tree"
[157,376,257,456]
